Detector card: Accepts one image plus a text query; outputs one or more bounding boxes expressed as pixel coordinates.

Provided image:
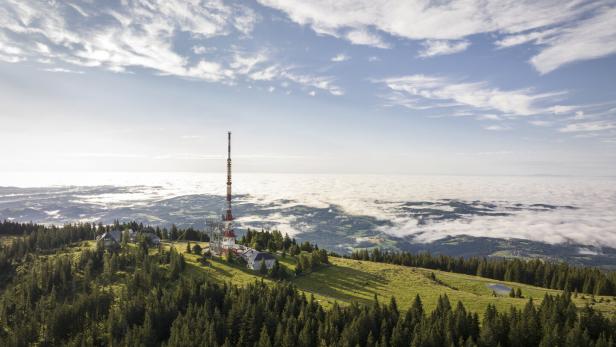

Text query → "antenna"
[223,131,235,239]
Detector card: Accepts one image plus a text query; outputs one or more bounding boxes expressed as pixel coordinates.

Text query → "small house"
[240,248,276,270]
[128,229,161,246]
[96,230,122,250]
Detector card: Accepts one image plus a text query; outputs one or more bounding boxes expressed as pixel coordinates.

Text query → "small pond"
[487,283,511,295]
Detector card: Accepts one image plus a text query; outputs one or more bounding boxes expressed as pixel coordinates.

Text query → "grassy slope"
[14,239,615,317]
[167,241,616,317]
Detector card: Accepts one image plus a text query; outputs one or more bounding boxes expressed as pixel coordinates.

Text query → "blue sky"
[0,0,615,176]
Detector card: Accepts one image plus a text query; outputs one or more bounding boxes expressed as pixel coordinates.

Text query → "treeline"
[349,249,616,296]
[0,221,96,286]
[295,249,329,275]
[110,221,210,242]
[0,219,211,243]
[239,228,319,255]
[1,243,615,346]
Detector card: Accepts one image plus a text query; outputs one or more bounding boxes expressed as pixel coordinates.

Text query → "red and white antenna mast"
[223,131,235,239]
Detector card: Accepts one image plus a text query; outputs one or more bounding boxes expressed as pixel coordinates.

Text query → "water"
[487,283,512,295]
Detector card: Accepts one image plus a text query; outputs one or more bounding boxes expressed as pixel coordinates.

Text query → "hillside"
[171,241,616,317]
[3,232,616,346]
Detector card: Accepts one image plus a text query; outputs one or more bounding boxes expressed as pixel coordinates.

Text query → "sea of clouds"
[1,172,615,249]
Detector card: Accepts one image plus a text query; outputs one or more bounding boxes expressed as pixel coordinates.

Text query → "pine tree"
[259,259,268,275]
[257,325,272,347]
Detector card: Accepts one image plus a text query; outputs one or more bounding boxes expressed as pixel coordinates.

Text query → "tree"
[186,241,191,254]
[259,259,268,275]
[192,244,202,255]
[257,326,272,347]
[122,229,130,246]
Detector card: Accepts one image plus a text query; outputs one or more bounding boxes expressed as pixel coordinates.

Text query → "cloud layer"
[1,172,615,250]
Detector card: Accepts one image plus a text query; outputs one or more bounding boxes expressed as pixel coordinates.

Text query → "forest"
[1,220,616,346]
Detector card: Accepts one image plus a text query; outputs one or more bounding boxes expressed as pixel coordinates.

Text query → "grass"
[163,241,616,316]
[9,237,616,317]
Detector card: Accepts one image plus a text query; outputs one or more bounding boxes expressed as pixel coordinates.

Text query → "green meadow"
[167,241,616,317]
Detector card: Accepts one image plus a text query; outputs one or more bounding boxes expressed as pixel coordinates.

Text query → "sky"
[1,0,616,176]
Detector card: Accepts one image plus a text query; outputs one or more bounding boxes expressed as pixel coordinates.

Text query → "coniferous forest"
[1,221,616,346]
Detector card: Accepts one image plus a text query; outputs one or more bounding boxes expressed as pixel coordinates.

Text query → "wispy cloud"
[418,40,470,58]
[0,1,345,96]
[530,7,616,74]
[483,124,511,131]
[559,121,616,133]
[43,67,85,74]
[249,65,344,95]
[331,53,349,62]
[0,0,256,82]
[257,0,615,70]
[529,120,553,127]
[345,29,390,49]
[378,74,563,116]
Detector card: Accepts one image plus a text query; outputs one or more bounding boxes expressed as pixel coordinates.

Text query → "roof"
[254,252,275,262]
[240,248,275,264]
[97,230,122,243]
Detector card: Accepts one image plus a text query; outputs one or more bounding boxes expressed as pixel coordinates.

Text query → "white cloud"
[249,65,344,96]
[0,0,257,82]
[529,120,553,127]
[548,105,576,115]
[257,0,615,71]
[331,53,349,62]
[379,74,562,116]
[418,40,470,58]
[249,65,281,81]
[559,121,616,133]
[345,29,390,49]
[191,45,214,54]
[0,38,24,62]
[574,111,586,120]
[0,0,343,97]
[495,28,559,48]
[367,56,380,62]
[231,51,268,74]
[530,7,616,74]
[284,71,344,95]
[476,114,501,121]
[483,124,511,131]
[66,2,89,17]
[258,0,593,40]
[43,67,84,74]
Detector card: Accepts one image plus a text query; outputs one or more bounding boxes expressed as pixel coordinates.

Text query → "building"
[96,230,122,249]
[240,248,277,270]
[128,229,161,246]
[96,229,160,250]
